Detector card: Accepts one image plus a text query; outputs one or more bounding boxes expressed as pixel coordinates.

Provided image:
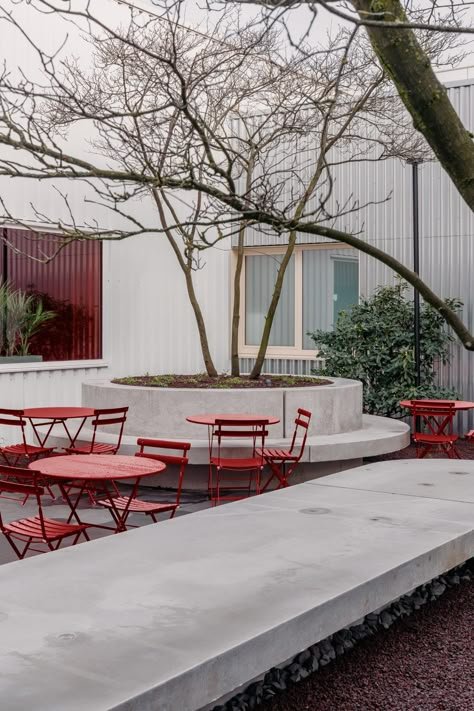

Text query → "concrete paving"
[0,459,473,711]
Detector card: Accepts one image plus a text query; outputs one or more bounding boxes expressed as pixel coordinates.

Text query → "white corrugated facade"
[0,1,473,436]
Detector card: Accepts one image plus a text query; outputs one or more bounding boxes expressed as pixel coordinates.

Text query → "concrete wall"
[82,377,363,439]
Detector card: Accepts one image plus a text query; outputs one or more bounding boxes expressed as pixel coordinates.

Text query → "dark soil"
[260,579,474,711]
[112,374,330,389]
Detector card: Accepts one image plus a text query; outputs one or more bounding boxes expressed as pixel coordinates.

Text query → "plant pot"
[0,355,43,363]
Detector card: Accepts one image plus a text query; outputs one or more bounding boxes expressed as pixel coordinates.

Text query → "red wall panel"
[1,229,102,360]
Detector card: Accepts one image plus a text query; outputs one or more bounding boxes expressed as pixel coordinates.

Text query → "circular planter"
[82,377,363,439]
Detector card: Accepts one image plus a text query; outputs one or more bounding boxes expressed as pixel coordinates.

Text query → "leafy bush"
[309,281,460,418]
[0,282,55,356]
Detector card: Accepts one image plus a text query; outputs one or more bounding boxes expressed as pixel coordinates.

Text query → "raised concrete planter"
[71,378,409,486]
[82,376,363,439]
[0,460,473,711]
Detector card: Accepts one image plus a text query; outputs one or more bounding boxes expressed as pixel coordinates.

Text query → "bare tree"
[0,0,472,372]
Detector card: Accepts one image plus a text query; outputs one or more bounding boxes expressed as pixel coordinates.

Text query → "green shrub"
[309,281,461,418]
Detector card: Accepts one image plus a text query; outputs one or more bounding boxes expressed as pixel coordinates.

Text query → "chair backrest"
[0,465,45,533]
[411,400,456,435]
[89,406,129,451]
[135,438,191,505]
[212,418,268,465]
[288,408,312,460]
[0,408,29,448]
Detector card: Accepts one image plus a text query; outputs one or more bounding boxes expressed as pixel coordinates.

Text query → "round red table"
[400,399,474,411]
[31,454,166,533]
[23,407,96,447]
[186,414,280,425]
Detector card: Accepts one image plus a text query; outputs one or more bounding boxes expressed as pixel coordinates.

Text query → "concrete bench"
[40,414,410,488]
[0,458,472,710]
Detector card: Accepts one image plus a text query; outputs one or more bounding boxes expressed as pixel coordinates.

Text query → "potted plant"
[0,282,56,362]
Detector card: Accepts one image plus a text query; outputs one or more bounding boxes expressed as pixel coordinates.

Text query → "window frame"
[236,243,359,359]
[0,226,103,363]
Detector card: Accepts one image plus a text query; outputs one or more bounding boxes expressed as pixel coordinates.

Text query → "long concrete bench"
[0,459,473,710]
[40,413,410,487]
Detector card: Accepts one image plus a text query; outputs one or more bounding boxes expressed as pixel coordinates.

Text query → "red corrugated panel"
[1,229,102,360]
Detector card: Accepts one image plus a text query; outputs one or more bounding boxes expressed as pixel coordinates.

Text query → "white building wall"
[0,0,232,436]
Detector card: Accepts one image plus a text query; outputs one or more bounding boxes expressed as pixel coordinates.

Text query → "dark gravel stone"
[212,559,474,711]
[260,576,474,710]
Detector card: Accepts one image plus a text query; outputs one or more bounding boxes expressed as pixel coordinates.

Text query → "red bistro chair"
[0,408,56,503]
[65,406,128,455]
[0,465,90,559]
[259,408,312,491]
[97,438,190,529]
[0,407,55,465]
[64,407,128,502]
[411,400,460,459]
[210,418,268,506]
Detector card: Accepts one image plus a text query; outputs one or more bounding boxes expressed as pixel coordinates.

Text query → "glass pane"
[333,259,359,325]
[303,248,358,348]
[245,254,294,346]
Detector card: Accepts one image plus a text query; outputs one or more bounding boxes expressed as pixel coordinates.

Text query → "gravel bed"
[260,574,474,711]
[212,560,474,711]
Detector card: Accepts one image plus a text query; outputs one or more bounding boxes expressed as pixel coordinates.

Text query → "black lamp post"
[411,161,422,388]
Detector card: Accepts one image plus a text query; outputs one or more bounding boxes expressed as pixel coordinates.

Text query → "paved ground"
[0,484,211,565]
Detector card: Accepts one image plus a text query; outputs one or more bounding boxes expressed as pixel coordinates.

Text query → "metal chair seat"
[1,443,55,457]
[66,442,118,455]
[210,455,264,469]
[413,433,459,444]
[256,447,298,461]
[4,516,87,542]
[99,496,178,515]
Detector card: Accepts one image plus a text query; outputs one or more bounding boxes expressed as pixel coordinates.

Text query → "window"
[1,228,102,361]
[245,254,295,346]
[239,244,358,356]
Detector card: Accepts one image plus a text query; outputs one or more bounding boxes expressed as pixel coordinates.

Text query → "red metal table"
[399,399,474,412]
[187,414,280,426]
[400,399,474,458]
[30,454,166,533]
[23,407,95,448]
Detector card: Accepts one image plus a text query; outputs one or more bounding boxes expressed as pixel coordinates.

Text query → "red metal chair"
[411,400,460,459]
[64,406,128,455]
[0,408,55,465]
[210,419,268,506]
[259,408,312,491]
[0,408,56,503]
[97,438,190,529]
[0,464,90,559]
[64,406,128,502]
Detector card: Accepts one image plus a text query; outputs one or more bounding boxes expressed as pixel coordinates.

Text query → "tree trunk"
[352,0,474,213]
[153,188,218,377]
[249,230,298,379]
[184,269,218,378]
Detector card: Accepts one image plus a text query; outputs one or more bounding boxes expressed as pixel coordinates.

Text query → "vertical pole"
[2,229,7,351]
[412,162,421,387]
